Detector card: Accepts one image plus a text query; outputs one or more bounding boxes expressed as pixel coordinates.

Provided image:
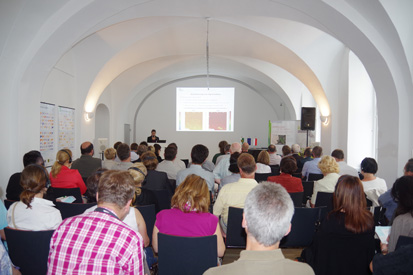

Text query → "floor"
[222,247,303,265]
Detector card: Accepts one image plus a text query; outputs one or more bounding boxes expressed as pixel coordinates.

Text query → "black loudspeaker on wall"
[301,107,316,130]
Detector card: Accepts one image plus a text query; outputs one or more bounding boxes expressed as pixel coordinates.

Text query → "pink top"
[155,208,218,237]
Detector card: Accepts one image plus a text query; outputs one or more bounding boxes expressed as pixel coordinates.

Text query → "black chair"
[315,192,333,220]
[152,189,171,211]
[169,179,177,193]
[308,173,324,181]
[55,201,97,219]
[136,204,156,245]
[396,235,413,250]
[269,165,280,175]
[181,159,189,168]
[225,207,246,248]
[48,187,83,203]
[280,207,322,247]
[372,206,388,226]
[4,199,17,210]
[302,181,314,205]
[158,233,217,275]
[292,173,302,178]
[254,173,272,183]
[5,228,54,275]
[289,192,304,207]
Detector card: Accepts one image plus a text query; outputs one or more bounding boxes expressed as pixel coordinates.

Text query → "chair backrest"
[181,159,189,168]
[169,179,177,193]
[55,201,97,220]
[292,173,302,178]
[308,173,324,181]
[158,233,217,275]
[396,235,413,250]
[269,165,280,175]
[48,187,83,203]
[289,192,304,207]
[4,199,16,210]
[152,189,171,211]
[226,207,246,248]
[302,181,314,205]
[136,204,156,245]
[280,207,322,247]
[371,206,388,226]
[5,227,54,275]
[254,173,273,183]
[315,192,333,221]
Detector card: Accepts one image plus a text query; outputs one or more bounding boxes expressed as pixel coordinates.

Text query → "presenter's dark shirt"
[147,136,159,143]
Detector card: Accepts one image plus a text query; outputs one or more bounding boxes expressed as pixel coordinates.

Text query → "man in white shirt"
[268,144,281,166]
[331,149,358,177]
[156,146,184,180]
[213,143,241,184]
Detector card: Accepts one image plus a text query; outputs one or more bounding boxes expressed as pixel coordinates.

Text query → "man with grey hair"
[205,182,314,275]
[213,142,242,184]
[291,143,303,171]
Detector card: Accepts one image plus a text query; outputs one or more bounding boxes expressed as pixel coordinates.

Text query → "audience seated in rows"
[50,149,87,195]
[302,175,375,275]
[220,152,241,190]
[213,153,258,234]
[156,146,184,180]
[177,144,215,192]
[8,165,62,230]
[268,157,303,193]
[302,146,323,180]
[310,155,340,208]
[205,182,314,275]
[128,163,159,212]
[152,174,225,257]
[102,147,117,170]
[115,143,133,170]
[331,149,358,177]
[212,140,228,164]
[291,144,303,172]
[70,141,102,178]
[213,143,241,184]
[360,157,387,206]
[6,150,44,201]
[268,144,281,166]
[256,150,271,174]
[141,151,173,196]
[48,170,145,274]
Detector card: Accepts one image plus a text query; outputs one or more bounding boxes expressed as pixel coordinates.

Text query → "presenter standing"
[147,129,160,143]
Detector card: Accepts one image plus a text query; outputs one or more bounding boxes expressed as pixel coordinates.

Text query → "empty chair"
[152,189,171,211]
[158,233,217,275]
[280,207,322,247]
[302,181,314,205]
[254,173,272,183]
[225,207,246,248]
[136,204,156,244]
[270,164,280,175]
[5,228,54,275]
[315,192,334,220]
[308,173,324,181]
[55,201,97,219]
[48,187,83,203]
[289,192,304,207]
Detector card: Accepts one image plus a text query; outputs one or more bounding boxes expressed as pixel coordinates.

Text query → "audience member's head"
[148,145,154,153]
[257,150,270,165]
[23,150,44,167]
[224,144,231,154]
[242,142,249,152]
[20,165,49,208]
[85,169,108,203]
[280,157,297,175]
[137,144,148,156]
[164,146,177,161]
[228,152,241,173]
[154,144,161,157]
[218,140,228,155]
[191,144,209,164]
[171,174,210,213]
[116,143,131,162]
[312,146,323,158]
[104,148,116,161]
[268,144,277,154]
[318,155,339,175]
[128,162,147,187]
[139,141,148,146]
[51,149,73,178]
[168,143,178,150]
[403,159,413,176]
[291,144,300,154]
[282,145,291,156]
[331,149,345,161]
[303,147,312,158]
[360,157,378,174]
[130,143,138,152]
[244,182,294,247]
[97,171,135,218]
[141,151,158,170]
[332,175,374,233]
[80,141,94,155]
[237,153,256,176]
[113,141,122,150]
[391,176,413,219]
[230,142,242,154]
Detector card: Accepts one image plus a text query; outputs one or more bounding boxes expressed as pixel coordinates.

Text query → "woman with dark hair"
[128,162,159,212]
[267,157,303,193]
[7,165,62,230]
[303,175,375,275]
[212,140,228,164]
[153,144,163,163]
[141,151,173,196]
[152,174,225,257]
[360,157,387,206]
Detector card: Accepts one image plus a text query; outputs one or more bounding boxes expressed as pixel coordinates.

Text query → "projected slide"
[177,87,234,132]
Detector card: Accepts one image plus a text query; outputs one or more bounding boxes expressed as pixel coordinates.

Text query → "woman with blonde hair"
[102,147,117,170]
[7,165,62,230]
[49,149,87,194]
[256,150,271,174]
[310,155,340,207]
[152,174,225,257]
[128,162,159,212]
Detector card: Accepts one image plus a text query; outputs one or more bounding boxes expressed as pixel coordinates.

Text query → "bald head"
[230,142,242,154]
[80,142,94,155]
[242,142,249,152]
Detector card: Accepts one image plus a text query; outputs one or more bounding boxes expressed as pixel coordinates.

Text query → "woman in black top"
[128,162,159,212]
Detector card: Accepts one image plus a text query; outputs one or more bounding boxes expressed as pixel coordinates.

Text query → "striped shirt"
[47,208,144,275]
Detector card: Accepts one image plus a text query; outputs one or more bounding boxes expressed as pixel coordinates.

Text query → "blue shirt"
[302,158,322,180]
[378,188,397,221]
[0,201,8,230]
[176,165,215,191]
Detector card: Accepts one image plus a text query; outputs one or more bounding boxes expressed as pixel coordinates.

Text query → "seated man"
[213,143,241,184]
[156,146,184,180]
[213,153,258,234]
[71,141,102,178]
[268,144,281,166]
[205,182,314,275]
[115,143,133,170]
[331,149,358,177]
[302,146,323,180]
[47,170,144,274]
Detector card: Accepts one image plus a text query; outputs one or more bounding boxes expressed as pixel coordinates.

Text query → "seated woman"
[384,176,413,253]
[49,149,87,195]
[102,148,117,170]
[310,155,340,208]
[7,165,62,230]
[84,168,107,203]
[154,144,163,163]
[212,141,228,164]
[267,157,303,193]
[360,157,387,206]
[303,175,375,275]
[256,150,271,174]
[152,174,225,257]
[128,163,160,213]
[141,151,173,196]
